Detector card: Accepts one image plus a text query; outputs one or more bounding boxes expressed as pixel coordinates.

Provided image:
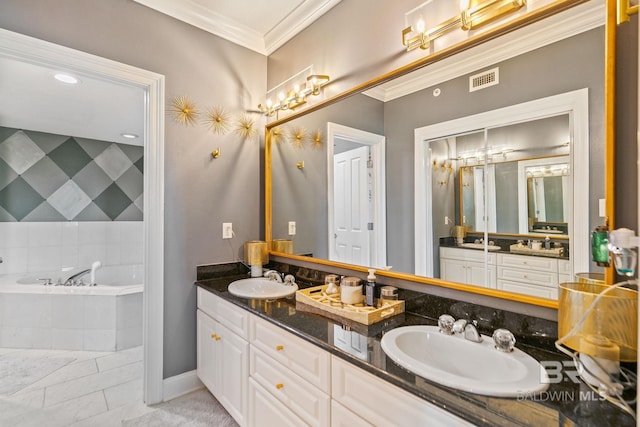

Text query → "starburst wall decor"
[168,95,199,126]
[203,106,231,135]
[234,114,258,141]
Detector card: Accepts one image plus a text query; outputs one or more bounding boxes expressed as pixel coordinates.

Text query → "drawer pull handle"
[215,336,221,341]
[211,333,217,339]
[524,275,528,279]
[276,383,284,390]
[276,345,284,351]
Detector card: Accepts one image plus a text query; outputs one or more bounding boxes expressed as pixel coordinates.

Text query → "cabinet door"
[248,378,305,427]
[196,309,220,395]
[467,260,496,288]
[497,280,558,299]
[331,400,373,427]
[440,257,468,284]
[219,322,248,426]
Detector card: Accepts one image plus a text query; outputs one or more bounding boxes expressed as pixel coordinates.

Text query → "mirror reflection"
[270,25,604,302]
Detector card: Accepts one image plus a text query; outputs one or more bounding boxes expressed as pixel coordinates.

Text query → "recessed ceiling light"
[54,73,79,84]
[121,133,139,139]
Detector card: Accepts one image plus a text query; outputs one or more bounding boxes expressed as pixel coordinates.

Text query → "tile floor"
[0,346,164,426]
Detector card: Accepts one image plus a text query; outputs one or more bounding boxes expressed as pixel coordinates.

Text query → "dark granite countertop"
[439,236,570,260]
[194,264,634,427]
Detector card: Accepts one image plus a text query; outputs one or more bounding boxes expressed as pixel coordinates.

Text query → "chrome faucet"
[463,322,483,343]
[438,314,482,342]
[64,269,90,286]
[263,270,283,282]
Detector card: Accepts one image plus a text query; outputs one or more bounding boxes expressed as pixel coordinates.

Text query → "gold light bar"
[403,0,526,51]
[617,0,639,24]
[461,0,526,30]
[258,74,330,116]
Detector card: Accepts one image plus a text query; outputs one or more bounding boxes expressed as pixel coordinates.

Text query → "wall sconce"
[296,161,305,170]
[258,74,330,117]
[617,0,639,24]
[402,0,525,51]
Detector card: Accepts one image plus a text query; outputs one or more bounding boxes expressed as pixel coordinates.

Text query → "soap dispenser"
[365,269,376,307]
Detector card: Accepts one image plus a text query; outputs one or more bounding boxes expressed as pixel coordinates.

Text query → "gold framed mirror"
[264,0,617,310]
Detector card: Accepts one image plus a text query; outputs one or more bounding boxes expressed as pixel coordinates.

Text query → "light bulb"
[416,19,425,33]
[460,0,470,10]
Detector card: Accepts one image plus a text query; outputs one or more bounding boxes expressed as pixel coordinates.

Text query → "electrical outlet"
[444,216,450,225]
[223,222,233,239]
[599,199,605,217]
[288,221,296,236]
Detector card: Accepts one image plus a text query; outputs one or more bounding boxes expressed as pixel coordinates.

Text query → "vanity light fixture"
[617,0,638,24]
[402,0,525,51]
[258,74,330,117]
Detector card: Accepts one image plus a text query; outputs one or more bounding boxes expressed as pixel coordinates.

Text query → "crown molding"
[265,0,342,54]
[133,0,342,55]
[364,1,604,102]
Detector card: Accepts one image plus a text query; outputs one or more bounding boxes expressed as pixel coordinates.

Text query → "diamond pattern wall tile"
[115,204,143,221]
[115,166,143,201]
[24,129,68,154]
[47,180,92,220]
[119,144,144,163]
[22,157,68,198]
[0,205,16,221]
[74,162,112,199]
[0,130,46,174]
[134,157,143,173]
[48,138,93,178]
[74,137,112,158]
[0,158,19,191]
[94,144,133,181]
[94,183,133,220]
[0,177,45,220]
[0,127,143,222]
[22,202,67,221]
[74,202,111,221]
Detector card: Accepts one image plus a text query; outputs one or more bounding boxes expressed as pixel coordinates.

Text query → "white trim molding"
[327,122,387,269]
[163,370,204,402]
[414,89,589,282]
[0,28,166,405]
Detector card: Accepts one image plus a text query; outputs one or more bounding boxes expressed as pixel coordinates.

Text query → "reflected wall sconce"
[296,161,305,170]
[258,74,330,117]
[211,148,221,159]
[617,0,638,24]
[402,0,526,51]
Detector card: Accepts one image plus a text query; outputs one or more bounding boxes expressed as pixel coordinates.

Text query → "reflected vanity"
[266,1,607,309]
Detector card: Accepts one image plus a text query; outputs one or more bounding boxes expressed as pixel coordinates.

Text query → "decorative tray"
[509,244,564,258]
[295,285,404,326]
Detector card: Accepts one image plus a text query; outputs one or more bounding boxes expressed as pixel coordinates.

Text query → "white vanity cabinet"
[558,259,572,284]
[249,315,331,427]
[440,247,497,289]
[196,288,249,426]
[497,253,560,299]
[332,356,473,427]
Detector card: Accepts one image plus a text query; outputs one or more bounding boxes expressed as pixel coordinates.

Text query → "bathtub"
[0,265,143,352]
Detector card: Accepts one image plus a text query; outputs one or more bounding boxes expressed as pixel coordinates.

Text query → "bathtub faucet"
[63,261,102,286]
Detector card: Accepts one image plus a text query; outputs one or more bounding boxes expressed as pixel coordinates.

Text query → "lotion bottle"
[365,269,376,307]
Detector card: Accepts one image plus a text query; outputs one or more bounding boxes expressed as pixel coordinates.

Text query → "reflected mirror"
[267,2,604,306]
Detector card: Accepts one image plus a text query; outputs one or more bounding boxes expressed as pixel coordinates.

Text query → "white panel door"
[332,145,370,266]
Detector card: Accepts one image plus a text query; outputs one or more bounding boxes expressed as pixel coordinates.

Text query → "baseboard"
[163,369,204,402]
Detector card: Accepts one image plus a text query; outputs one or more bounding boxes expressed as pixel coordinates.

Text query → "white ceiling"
[1,1,344,146]
[132,0,343,55]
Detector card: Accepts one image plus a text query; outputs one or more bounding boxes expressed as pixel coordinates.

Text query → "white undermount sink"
[227,278,298,300]
[459,242,501,251]
[380,325,549,397]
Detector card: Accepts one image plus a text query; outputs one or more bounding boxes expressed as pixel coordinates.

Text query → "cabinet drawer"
[497,280,558,299]
[497,267,558,287]
[331,356,473,427]
[250,346,329,427]
[250,316,330,393]
[197,287,249,339]
[498,254,558,272]
[248,378,305,427]
[440,247,495,263]
[331,400,373,427]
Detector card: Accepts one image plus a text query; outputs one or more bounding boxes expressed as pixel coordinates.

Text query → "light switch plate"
[288,221,296,235]
[223,222,233,239]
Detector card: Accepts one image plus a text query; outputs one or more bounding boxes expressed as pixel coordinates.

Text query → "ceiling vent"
[469,67,499,92]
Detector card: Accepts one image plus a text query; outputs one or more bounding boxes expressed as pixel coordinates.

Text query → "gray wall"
[0,0,266,378]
